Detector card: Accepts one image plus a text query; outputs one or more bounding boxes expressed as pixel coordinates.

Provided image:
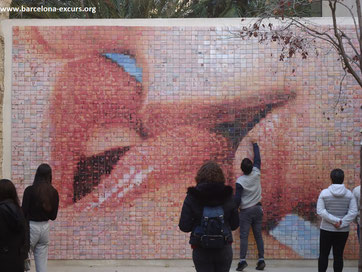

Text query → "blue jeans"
[239,205,264,260]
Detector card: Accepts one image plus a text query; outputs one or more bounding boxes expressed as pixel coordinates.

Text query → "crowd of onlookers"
[179,140,360,272]
[0,143,360,272]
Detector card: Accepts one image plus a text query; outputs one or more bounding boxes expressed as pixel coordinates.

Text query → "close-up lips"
[50,51,295,211]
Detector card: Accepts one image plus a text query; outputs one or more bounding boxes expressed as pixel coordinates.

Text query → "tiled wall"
[9,22,361,259]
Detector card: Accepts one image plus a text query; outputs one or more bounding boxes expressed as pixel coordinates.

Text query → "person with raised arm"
[235,139,265,271]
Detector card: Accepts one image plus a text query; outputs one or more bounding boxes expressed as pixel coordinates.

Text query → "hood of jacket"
[187,182,233,206]
[328,184,347,197]
[0,199,24,231]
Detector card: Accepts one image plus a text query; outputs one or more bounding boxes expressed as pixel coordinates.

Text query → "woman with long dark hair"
[179,161,239,272]
[22,163,59,272]
[0,179,29,272]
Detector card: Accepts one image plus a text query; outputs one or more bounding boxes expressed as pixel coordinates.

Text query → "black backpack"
[190,205,232,249]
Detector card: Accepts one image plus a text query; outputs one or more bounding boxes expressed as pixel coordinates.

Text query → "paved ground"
[28,259,358,272]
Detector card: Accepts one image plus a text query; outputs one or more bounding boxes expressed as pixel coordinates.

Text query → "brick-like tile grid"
[11,25,361,260]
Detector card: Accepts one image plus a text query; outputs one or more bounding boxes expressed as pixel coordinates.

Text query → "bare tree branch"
[334,67,347,109]
[335,0,360,40]
[233,0,362,89]
[356,0,362,77]
[329,0,362,86]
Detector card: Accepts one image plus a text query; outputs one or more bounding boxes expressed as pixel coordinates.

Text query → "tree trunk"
[356,0,362,80]
[359,143,362,272]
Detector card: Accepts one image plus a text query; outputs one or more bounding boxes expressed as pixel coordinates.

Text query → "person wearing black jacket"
[0,179,29,272]
[179,161,239,272]
[22,163,59,272]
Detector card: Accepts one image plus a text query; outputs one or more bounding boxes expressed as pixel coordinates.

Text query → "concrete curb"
[27,259,358,272]
[46,259,358,267]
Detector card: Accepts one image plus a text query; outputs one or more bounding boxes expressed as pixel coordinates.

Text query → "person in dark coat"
[179,161,239,272]
[0,179,29,272]
[22,163,59,272]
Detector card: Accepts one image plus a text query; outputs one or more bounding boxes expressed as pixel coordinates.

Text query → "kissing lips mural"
[11,25,360,259]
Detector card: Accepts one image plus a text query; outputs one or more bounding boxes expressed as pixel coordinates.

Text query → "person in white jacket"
[316,169,358,272]
[353,185,360,241]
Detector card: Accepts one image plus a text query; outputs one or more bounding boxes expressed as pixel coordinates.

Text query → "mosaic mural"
[10,23,361,260]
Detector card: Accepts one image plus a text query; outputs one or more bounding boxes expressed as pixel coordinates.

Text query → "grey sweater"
[236,167,261,209]
[316,184,358,232]
[235,143,262,209]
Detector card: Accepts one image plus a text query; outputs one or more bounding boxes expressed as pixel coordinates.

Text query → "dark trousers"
[358,224,360,243]
[192,244,233,272]
[239,205,264,260]
[318,229,349,272]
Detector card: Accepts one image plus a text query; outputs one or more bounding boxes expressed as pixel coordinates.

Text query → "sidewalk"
[29,260,358,272]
